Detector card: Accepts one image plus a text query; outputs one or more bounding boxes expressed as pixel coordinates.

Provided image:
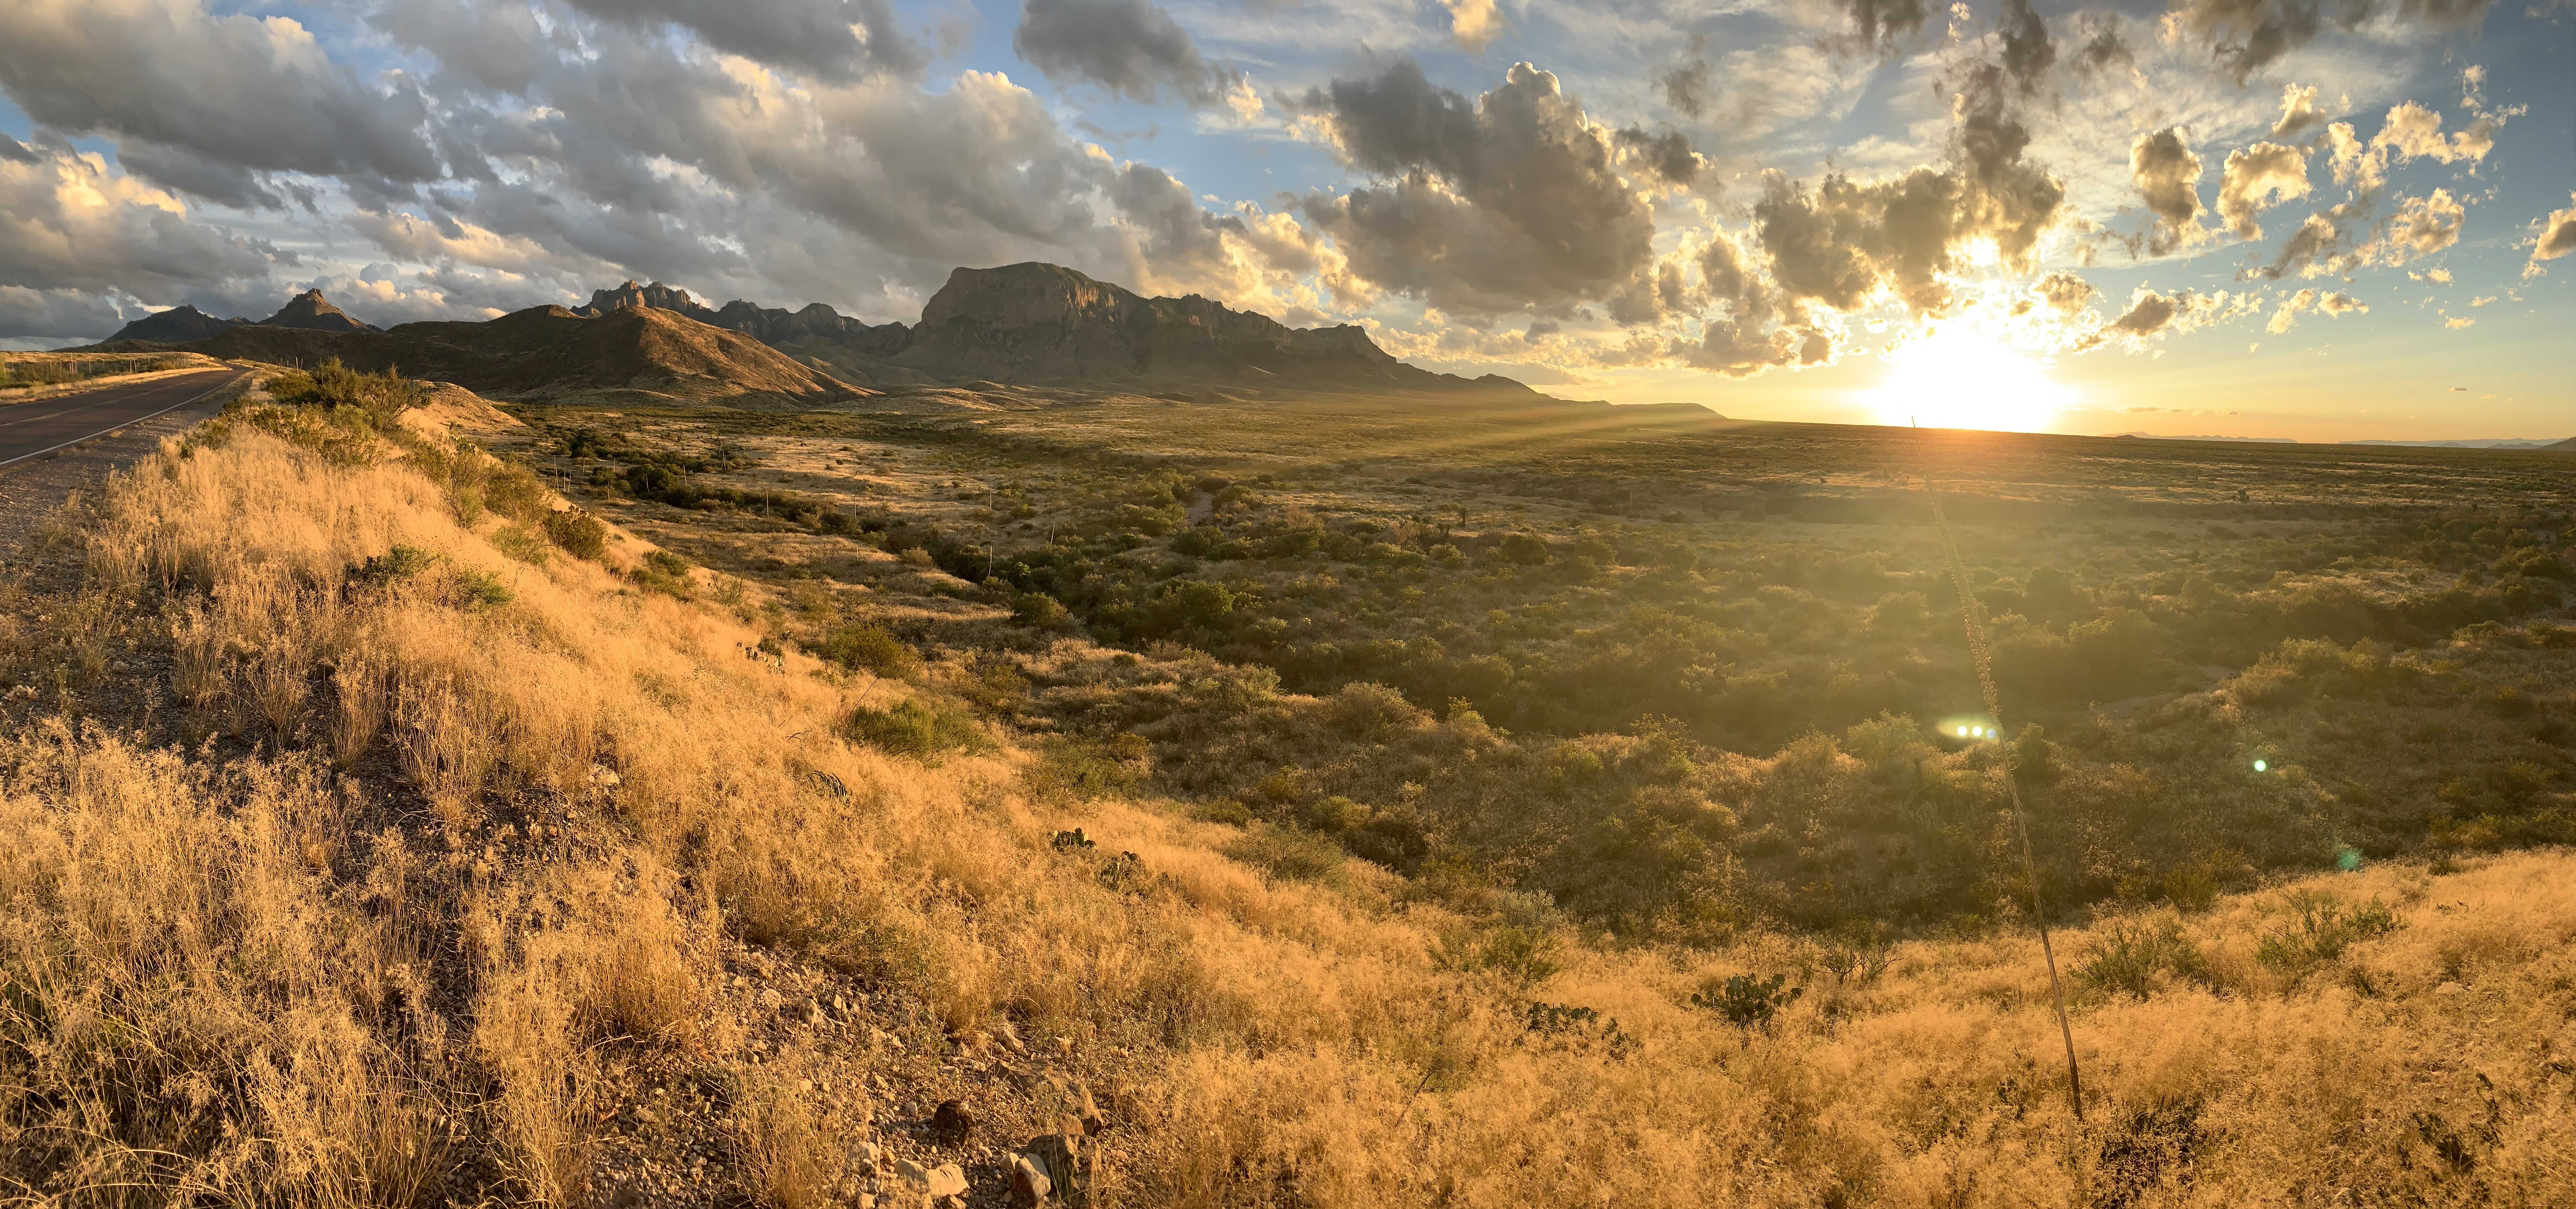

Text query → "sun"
[1868,325,2074,432]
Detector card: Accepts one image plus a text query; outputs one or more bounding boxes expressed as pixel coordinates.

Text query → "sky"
[0,0,2569,441]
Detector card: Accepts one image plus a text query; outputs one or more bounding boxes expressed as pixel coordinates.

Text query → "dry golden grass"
[0,422,2568,1204]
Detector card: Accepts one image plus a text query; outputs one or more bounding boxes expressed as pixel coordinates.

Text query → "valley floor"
[0,390,2570,1205]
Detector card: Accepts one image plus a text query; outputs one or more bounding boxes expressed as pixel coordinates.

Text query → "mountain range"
[103,288,376,342]
[95,263,1538,405]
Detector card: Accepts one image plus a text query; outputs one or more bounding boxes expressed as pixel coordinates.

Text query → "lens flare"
[2253,759,2268,772]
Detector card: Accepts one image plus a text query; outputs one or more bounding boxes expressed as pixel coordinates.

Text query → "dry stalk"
[1916,428,2086,1121]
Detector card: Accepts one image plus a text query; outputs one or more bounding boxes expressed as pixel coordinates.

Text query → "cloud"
[1998,0,2057,93]
[1296,61,1658,315]
[2217,142,2310,239]
[0,145,278,308]
[2130,128,2204,254]
[0,0,441,184]
[561,0,919,82]
[1833,0,1932,55]
[2109,290,2179,336]
[1014,0,1242,108]
[2270,84,2325,139]
[1655,57,1711,119]
[2444,315,2474,328]
[2527,192,2576,277]
[2033,271,2098,314]
[2263,286,2361,331]
[2101,285,2259,343]
[1612,127,1700,185]
[1437,0,1504,50]
[2375,188,2465,262]
[0,285,128,340]
[2163,0,2499,84]
[2371,101,2492,165]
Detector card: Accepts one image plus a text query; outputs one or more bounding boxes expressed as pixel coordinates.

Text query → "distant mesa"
[2548,436,2576,452]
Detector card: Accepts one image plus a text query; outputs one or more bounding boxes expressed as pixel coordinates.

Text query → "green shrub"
[645,549,691,576]
[817,624,921,678]
[353,544,440,586]
[491,523,550,566]
[2075,916,2211,999]
[843,698,985,759]
[542,509,611,560]
[1011,592,1069,628]
[2256,895,2400,978]
[1690,973,1803,1026]
[451,567,515,611]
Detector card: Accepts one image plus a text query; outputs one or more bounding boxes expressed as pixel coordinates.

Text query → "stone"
[1009,1153,1052,1206]
[1024,1133,1087,1207]
[893,1157,930,1185]
[925,1163,968,1198]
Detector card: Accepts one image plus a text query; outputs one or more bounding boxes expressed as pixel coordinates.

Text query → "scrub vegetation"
[0,383,2569,1205]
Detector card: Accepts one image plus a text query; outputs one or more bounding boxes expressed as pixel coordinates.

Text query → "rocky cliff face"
[894,263,1510,393]
[571,262,1533,396]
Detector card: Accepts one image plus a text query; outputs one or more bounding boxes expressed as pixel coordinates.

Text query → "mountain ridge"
[574,262,1537,397]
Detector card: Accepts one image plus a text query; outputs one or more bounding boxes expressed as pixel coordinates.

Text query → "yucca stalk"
[1917,427,2086,1121]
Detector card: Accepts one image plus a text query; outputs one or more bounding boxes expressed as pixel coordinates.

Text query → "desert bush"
[2256,894,2401,978]
[815,622,921,678]
[542,508,611,559]
[842,697,985,758]
[1689,972,1803,1026]
[2074,915,2212,999]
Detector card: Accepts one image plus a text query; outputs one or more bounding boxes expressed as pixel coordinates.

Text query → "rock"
[853,1139,882,1169]
[925,1163,968,1198]
[931,1098,975,1146]
[1009,1153,1052,1206]
[894,1157,930,1185]
[1024,1133,1087,1207]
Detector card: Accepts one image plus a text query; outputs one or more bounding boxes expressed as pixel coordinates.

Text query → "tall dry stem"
[1915,426,2085,1121]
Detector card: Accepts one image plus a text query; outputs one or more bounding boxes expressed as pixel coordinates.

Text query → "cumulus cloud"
[2374,188,2465,262]
[2033,271,2098,314]
[2270,84,2326,139]
[1014,0,1242,108]
[2217,142,2310,240]
[2130,128,2204,254]
[2262,286,2360,331]
[2101,286,2259,343]
[2163,0,2499,84]
[0,145,278,308]
[1437,0,1504,50]
[1296,61,1658,315]
[2527,192,2576,277]
[0,285,128,340]
[1834,0,1932,55]
[562,0,919,82]
[1998,0,2057,93]
[0,0,441,184]
[1612,126,1700,185]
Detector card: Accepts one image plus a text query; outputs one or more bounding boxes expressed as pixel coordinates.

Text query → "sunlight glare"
[1869,325,2073,432]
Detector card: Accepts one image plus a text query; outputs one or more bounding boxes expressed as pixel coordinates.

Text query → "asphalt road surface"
[0,367,243,470]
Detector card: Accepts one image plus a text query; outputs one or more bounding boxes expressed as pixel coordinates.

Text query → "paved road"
[0,367,244,470]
